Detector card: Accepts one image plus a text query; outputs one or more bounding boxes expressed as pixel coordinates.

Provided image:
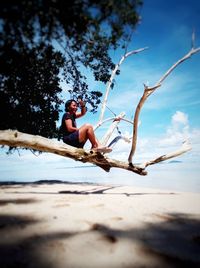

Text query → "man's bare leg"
[78,124,100,148]
[79,124,112,153]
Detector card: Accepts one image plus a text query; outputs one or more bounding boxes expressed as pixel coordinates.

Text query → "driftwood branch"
[140,141,192,169]
[128,45,200,164]
[94,117,115,131]
[0,130,147,175]
[99,47,148,124]
[156,47,200,87]
[94,116,133,132]
[0,130,191,176]
[100,112,125,146]
[127,84,161,163]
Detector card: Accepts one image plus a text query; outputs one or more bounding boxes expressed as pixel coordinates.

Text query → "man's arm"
[65,119,78,132]
[76,99,87,118]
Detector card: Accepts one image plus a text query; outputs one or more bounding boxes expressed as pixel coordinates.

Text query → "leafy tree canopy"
[0,0,142,138]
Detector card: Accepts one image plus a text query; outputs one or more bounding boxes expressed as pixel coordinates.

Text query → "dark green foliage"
[0,0,142,138]
[0,43,64,137]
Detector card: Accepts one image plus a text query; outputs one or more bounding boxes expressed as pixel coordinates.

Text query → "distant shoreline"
[0,179,199,194]
[0,180,104,186]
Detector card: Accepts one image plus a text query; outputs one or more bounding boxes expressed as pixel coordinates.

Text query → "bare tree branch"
[99,47,148,124]
[140,141,192,168]
[94,116,133,132]
[128,45,200,164]
[94,117,115,131]
[0,130,147,175]
[156,47,200,87]
[100,112,125,146]
[127,84,161,163]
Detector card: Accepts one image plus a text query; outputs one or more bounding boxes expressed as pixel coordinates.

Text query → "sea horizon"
[1,161,200,194]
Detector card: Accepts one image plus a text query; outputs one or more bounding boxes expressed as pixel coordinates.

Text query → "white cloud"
[159,111,189,147]
[109,110,200,164]
[172,111,188,125]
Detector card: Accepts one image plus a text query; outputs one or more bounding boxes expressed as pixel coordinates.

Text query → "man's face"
[69,101,78,113]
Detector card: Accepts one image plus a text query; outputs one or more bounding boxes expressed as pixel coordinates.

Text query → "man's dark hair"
[65,99,77,112]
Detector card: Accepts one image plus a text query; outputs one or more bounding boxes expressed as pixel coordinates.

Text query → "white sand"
[0,182,200,267]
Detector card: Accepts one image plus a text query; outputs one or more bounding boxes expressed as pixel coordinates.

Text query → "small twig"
[191,29,195,48]
[157,47,200,86]
[94,116,133,131]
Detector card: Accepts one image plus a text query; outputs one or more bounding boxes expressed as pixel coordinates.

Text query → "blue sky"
[1,0,200,192]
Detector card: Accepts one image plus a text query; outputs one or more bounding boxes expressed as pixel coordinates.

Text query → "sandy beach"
[0,181,200,268]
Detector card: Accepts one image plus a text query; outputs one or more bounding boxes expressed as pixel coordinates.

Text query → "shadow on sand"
[0,211,199,267]
[0,181,199,267]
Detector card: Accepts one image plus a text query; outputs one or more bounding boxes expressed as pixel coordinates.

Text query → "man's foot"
[92,146,112,154]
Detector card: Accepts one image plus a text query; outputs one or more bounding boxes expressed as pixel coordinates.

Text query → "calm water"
[1,158,200,193]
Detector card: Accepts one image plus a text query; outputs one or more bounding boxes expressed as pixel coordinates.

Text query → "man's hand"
[76,98,86,118]
[78,98,85,108]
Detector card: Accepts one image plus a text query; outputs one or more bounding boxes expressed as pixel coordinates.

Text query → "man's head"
[65,99,78,113]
